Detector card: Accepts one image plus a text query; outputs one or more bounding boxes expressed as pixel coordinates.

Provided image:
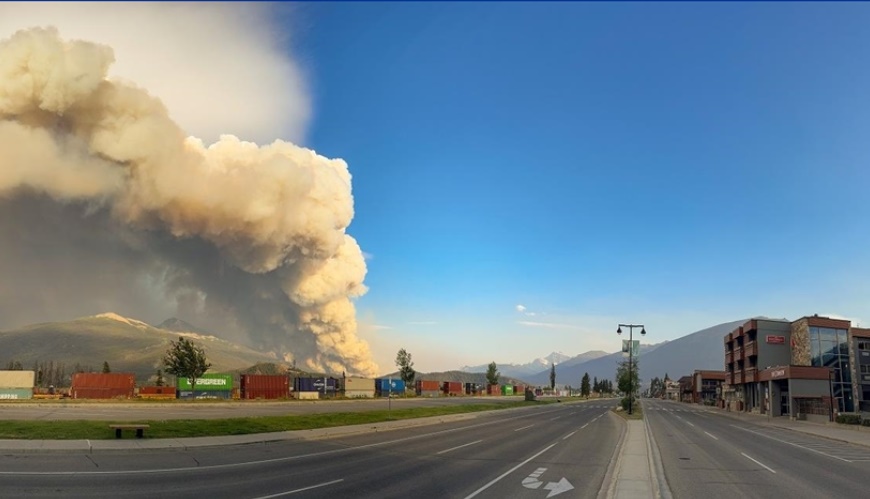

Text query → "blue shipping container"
[294,377,338,393]
[374,378,405,395]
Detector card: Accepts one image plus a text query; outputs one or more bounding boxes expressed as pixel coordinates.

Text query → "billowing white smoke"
[0,27,378,376]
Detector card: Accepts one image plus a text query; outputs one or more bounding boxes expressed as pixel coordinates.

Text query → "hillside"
[523,319,747,387]
[0,314,288,384]
[381,370,530,386]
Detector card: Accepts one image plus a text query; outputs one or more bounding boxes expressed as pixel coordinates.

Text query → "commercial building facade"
[725,315,870,419]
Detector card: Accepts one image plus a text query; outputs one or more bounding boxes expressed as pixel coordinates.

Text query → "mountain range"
[461,351,610,379]
[0,313,288,384]
[519,319,747,388]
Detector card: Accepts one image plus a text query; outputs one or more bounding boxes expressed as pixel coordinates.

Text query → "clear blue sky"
[284,3,870,373]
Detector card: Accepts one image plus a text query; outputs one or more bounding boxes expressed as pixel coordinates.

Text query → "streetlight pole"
[618,323,646,415]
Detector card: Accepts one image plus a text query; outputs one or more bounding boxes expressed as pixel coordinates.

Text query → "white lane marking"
[550,416,561,421]
[562,431,576,440]
[514,424,534,432]
[437,439,483,455]
[704,431,718,440]
[741,452,776,473]
[252,479,344,498]
[463,443,558,499]
[581,423,589,429]
[685,421,695,428]
[731,425,852,463]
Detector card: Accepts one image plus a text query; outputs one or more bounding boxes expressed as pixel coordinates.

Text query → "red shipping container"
[71,387,134,399]
[72,373,135,389]
[415,380,440,392]
[240,374,290,399]
[442,381,462,396]
[487,384,501,396]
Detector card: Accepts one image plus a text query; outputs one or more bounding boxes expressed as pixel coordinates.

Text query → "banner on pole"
[622,340,640,356]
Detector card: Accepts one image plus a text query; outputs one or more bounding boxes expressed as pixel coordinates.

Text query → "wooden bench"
[109,424,150,439]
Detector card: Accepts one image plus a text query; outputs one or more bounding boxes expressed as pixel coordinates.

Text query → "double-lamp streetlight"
[617,323,646,415]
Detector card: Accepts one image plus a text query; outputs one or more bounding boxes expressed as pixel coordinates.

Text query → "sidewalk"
[710,406,870,448]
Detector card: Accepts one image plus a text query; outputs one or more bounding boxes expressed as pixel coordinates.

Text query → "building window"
[810,326,852,412]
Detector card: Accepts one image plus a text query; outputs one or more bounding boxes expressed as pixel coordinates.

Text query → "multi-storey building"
[724,315,868,420]
[692,370,727,405]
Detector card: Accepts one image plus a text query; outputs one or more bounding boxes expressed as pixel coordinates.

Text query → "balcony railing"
[744,367,757,383]
[744,341,757,357]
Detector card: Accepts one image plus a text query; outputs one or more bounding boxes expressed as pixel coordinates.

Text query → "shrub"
[861,418,870,427]
[836,413,861,425]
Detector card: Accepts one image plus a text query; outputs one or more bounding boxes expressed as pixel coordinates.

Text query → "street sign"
[521,467,574,498]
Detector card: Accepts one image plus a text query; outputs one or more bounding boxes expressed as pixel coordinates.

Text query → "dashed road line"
[437,440,483,455]
[741,452,776,473]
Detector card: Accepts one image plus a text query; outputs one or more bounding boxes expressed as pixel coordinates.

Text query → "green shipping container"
[501,385,514,396]
[176,373,233,391]
[0,388,34,400]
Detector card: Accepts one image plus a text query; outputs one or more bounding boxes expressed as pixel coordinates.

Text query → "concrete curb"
[643,412,672,499]
[597,411,627,499]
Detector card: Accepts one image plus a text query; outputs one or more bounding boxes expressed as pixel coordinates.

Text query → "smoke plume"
[0,27,378,376]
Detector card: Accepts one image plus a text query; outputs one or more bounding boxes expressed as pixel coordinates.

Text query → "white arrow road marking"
[522,467,547,489]
[463,443,557,499]
[520,467,574,497]
[544,477,575,497]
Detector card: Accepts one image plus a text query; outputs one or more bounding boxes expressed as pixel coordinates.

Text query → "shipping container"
[176,373,233,391]
[240,374,290,399]
[71,387,134,399]
[71,372,135,389]
[137,386,176,399]
[375,378,405,396]
[177,390,232,400]
[0,370,36,388]
[513,385,526,395]
[343,377,375,398]
[415,380,440,394]
[442,381,462,396]
[465,382,484,395]
[501,385,514,396]
[487,384,501,396]
[294,377,338,393]
[0,388,34,400]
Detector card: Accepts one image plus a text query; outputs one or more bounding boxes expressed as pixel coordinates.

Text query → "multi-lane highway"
[644,398,870,498]
[0,401,620,498]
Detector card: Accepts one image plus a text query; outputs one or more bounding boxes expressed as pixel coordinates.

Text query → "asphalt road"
[0,395,532,421]
[644,398,870,498]
[0,401,622,498]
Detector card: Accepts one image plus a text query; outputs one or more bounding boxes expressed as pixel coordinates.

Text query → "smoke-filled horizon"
[0,27,378,376]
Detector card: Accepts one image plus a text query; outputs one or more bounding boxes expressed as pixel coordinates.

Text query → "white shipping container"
[344,389,375,398]
[343,377,375,391]
[0,370,36,388]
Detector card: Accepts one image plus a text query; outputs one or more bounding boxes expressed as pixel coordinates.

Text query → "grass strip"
[0,401,553,440]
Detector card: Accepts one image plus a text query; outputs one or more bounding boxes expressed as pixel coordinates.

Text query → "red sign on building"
[766,335,785,344]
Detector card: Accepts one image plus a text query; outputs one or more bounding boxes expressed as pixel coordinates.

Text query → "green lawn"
[0,400,554,440]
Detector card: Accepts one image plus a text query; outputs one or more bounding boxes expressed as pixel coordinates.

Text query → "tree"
[102,361,111,373]
[395,348,416,385]
[581,372,591,398]
[617,359,640,412]
[155,369,165,387]
[486,362,500,385]
[163,337,211,395]
[592,376,599,394]
[549,362,556,390]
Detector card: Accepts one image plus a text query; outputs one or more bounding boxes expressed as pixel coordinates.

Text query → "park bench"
[109,424,150,439]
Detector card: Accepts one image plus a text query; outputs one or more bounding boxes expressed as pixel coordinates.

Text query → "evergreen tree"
[486,362,500,385]
[395,348,416,385]
[549,362,556,390]
[580,372,591,398]
[102,361,111,373]
[155,369,165,387]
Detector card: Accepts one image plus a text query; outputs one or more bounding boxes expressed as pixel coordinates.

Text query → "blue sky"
[281,2,870,374]
[6,2,866,376]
